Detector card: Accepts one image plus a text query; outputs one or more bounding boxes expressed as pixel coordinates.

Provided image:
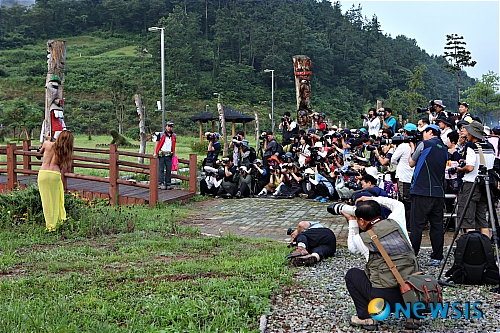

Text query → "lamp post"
[148,26,165,129]
[264,69,275,133]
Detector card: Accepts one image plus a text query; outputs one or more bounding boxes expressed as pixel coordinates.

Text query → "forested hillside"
[0,0,475,138]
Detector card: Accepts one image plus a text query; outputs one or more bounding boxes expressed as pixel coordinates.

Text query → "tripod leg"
[438,179,479,281]
[483,176,500,292]
[443,194,459,231]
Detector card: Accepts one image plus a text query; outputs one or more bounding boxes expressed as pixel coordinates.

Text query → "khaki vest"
[360,219,418,288]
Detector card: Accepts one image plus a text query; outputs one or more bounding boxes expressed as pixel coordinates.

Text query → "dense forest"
[0,0,480,139]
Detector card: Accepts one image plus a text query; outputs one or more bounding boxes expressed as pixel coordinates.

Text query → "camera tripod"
[256,141,264,159]
[437,166,500,293]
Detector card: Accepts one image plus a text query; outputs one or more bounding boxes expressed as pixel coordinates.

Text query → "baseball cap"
[403,123,417,132]
[425,124,440,132]
[166,121,174,127]
[492,126,500,135]
[241,139,249,147]
[458,101,469,108]
[214,132,220,138]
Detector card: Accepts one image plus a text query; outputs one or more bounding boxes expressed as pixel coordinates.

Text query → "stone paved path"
[183,197,452,247]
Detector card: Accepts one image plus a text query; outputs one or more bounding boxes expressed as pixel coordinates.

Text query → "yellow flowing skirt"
[38,170,66,232]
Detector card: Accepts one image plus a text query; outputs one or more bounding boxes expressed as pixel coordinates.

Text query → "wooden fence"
[0,140,197,207]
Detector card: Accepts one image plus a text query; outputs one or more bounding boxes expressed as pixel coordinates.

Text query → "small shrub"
[190,141,209,154]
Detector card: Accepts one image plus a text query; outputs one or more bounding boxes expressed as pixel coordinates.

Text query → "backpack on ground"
[445,231,499,285]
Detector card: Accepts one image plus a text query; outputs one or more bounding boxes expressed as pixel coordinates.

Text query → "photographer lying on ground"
[286,221,336,266]
[333,196,418,330]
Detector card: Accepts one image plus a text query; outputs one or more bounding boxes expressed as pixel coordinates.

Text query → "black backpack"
[445,231,499,285]
[275,143,284,157]
[248,147,257,163]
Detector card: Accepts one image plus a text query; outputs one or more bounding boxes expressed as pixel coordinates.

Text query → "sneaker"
[291,254,318,267]
[286,246,308,258]
[159,184,167,190]
[313,196,323,201]
[158,183,164,189]
[425,259,441,267]
[349,315,377,330]
[299,193,309,199]
[165,186,172,190]
[235,191,242,199]
[320,197,329,203]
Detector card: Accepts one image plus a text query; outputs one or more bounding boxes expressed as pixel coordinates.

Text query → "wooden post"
[199,121,203,143]
[44,40,66,140]
[6,143,17,190]
[292,55,312,127]
[189,153,197,193]
[22,140,31,176]
[149,155,158,207]
[217,103,228,156]
[211,121,215,133]
[254,109,260,150]
[231,122,235,137]
[109,144,119,206]
[134,94,146,163]
[243,121,246,137]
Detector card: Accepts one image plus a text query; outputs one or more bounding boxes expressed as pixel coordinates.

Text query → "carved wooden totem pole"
[292,55,312,127]
[43,40,66,141]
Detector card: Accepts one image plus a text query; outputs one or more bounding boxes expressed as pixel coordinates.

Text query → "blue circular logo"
[368,297,390,320]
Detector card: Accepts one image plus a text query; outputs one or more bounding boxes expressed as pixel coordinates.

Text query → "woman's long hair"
[54,131,74,170]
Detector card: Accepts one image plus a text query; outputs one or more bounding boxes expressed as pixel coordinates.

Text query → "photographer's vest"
[360,219,418,288]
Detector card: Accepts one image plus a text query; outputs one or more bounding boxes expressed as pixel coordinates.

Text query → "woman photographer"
[257,166,283,196]
[296,136,311,167]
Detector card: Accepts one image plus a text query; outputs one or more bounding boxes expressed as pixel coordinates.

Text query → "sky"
[337,0,499,80]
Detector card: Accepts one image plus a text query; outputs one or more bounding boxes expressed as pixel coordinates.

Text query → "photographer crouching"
[249,159,269,195]
[214,158,238,199]
[331,196,418,330]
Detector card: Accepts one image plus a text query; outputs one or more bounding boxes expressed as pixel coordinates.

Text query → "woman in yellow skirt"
[38,131,74,231]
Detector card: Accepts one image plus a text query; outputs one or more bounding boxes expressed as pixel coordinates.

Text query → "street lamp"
[148,26,165,129]
[213,92,221,104]
[264,69,275,132]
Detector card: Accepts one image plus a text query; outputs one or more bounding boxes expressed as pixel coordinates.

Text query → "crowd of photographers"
[199,100,498,243]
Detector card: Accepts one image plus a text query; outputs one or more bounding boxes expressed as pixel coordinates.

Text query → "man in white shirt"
[390,123,416,230]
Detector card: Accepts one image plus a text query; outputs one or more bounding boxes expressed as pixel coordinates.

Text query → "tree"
[443,34,477,101]
[108,74,136,135]
[462,71,500,124]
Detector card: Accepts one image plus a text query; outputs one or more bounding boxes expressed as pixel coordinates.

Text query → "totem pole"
[292,55,312,127]
[42,40,66,143]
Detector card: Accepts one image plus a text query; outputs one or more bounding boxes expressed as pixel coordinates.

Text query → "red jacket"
[154,132,176,155]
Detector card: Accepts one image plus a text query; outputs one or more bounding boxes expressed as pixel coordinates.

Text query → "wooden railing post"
[109,144,119,206]
[6,143,17,190]
[189,154,197,193]
[22,140,31,176]
[149,155,158,207]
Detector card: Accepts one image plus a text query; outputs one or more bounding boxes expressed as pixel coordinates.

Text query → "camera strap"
[475,142,487,167]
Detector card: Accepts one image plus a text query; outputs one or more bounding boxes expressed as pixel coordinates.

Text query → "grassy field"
[0,185,292,332]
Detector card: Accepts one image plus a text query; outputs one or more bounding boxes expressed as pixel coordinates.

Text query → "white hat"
[304,168,314,175]
[364,166,378,179]
[314,141,323,148]
[240,166,248,173]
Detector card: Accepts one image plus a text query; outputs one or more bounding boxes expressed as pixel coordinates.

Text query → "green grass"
[0,195,292,332]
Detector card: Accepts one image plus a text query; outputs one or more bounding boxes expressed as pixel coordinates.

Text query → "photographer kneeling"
[335,196,418,330]
[286,221,336,266]
[233,166,253,198]
[215,158,238,199]
[301,167,335,202]
[250,159,269,195]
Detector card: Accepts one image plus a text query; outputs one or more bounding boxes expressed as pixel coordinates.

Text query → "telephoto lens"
[286,228,295,235]
[327,202,357,216]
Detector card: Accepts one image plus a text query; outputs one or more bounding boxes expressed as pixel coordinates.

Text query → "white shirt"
[161,135,172,152]
[440,128,452,146]
[347,196,409,261]
[363,117,380,137]
[390,143,414,183]
[462,143,495,182]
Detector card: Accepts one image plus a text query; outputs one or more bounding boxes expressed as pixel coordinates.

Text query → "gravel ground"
[265,248,500,333]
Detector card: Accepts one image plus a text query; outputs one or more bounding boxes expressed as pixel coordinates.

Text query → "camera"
[327,202,357,216]
[365,144,379,152]
[346,181,362,191]
[360,114,369,120]
[206,133,216,141]
[417,100,437,113]
[286,228,295,236]
[380,132,422,145]
[376,111,385,117]
[259,132,268,140]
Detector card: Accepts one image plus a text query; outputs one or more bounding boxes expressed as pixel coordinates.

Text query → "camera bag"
[366,229,442,314]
